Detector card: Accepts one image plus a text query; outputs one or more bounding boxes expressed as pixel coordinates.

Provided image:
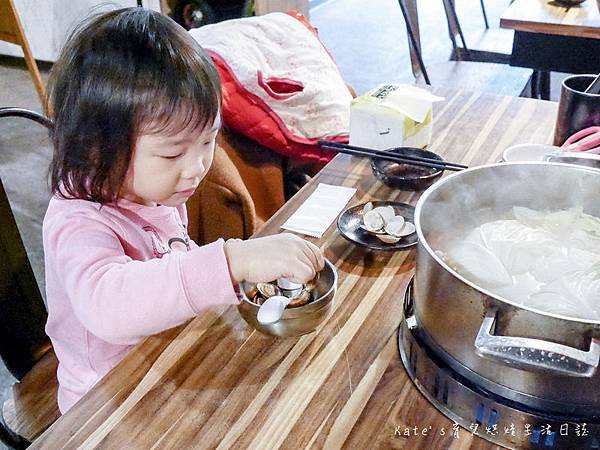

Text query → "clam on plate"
[337,201,418,250]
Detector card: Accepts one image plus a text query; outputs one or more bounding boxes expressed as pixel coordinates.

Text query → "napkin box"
[349,84,443,150]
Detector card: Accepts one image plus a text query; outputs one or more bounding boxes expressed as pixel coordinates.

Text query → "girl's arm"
[45,212,238,345]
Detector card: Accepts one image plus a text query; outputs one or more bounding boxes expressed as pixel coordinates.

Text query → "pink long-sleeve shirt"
[43,196,238,413]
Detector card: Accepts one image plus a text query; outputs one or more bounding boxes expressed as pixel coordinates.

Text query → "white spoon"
[257,295,291,324]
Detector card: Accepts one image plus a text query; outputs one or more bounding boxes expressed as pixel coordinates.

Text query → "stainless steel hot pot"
[413,162,600,415]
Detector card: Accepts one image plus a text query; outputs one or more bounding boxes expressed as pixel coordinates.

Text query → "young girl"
[43,7,324,414]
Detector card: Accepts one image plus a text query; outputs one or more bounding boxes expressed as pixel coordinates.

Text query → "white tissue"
[280,183,357,238]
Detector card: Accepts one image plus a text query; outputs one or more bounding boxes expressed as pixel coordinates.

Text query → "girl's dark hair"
[47,7,221,204]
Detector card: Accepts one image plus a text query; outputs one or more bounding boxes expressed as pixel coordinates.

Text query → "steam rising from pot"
[416,162,600,321]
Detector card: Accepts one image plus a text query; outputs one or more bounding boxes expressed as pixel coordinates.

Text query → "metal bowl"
[543,151,600,170]
[237,259,337,337]
[371,147,444,191]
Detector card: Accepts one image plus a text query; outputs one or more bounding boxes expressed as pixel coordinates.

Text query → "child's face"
[121,117,221,207]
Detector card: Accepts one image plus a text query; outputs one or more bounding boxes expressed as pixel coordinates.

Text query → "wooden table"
[501,0,600,38]
[500,0,600,99]
[31,89,558,450]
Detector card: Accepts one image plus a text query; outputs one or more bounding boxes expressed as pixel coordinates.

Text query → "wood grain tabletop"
[30,89,558,450]
[501,0,600,39]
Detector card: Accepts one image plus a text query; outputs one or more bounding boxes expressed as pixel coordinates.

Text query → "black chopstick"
[318,141,465,171]
[321,143,458,171]
[320,141,467,169]
[360,143,466,169]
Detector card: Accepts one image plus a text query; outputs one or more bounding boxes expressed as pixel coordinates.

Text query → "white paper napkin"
[281,183,357,238]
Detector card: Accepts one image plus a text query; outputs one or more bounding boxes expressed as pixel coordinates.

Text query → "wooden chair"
[0,108,59,449]
[479,0,490,29]
[398,0,533,97]
[0,0,47,105]
[441,0,512,64]
[439,0,549,99]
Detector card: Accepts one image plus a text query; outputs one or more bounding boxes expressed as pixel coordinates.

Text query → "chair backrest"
[439,0,512,65]
[396,0,430,84]
[440,0,469,58]
[0,107,53,380]
[399,0,467,70]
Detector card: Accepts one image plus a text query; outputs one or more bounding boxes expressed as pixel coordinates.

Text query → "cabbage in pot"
[440,206,600,321]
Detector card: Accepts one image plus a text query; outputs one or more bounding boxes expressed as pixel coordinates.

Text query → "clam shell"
[282,287,303,298]
[257,282,281,298]
[305,273,319,292]
[247,286,259,301]
[363,210,385,232]
[377,234,401,244]
[372,206,396,224]
[396,221,416,237]
[287,289,311,307]
[277,278,302,291]
[359,224,386,234]
[384,216,406,236]
[362,202,374,214]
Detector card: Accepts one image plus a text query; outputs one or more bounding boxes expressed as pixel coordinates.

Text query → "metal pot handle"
[475,311,600,378]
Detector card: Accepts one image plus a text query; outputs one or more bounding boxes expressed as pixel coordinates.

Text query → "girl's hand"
[224,234,325,284]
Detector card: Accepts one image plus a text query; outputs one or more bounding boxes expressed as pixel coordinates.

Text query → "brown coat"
[186,129,286,244]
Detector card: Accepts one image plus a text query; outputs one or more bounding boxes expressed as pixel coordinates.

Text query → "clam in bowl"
[237,258,337,337]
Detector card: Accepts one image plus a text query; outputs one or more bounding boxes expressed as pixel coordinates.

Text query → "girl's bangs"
[133,48,221,137]
[135,87,220,137]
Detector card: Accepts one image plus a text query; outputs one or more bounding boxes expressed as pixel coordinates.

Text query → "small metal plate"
[336,201,417,251]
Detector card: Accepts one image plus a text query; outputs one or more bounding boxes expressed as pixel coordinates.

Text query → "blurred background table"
[500,0,600,99]
[30,88,558,450]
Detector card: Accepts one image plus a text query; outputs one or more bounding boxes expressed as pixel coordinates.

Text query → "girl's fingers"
[279,235,324,283]
[287,260,315,284]
[298,241,319,273]
[308,241,325,271]
[299,240,325,272]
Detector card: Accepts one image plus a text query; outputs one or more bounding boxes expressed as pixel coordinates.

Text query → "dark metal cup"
[553,74,600,146]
